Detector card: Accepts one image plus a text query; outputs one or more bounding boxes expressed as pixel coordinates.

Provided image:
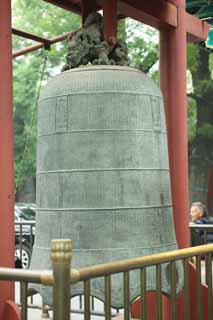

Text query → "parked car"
[14,203,36,269]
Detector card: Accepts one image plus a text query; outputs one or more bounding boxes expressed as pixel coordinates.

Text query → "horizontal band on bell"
[38,128,167,138]
[37,168,169,174]
[36,204,172,212]
[39,90,162,101]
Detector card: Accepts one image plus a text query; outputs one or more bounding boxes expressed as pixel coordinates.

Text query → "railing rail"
[15,221,36,225]
[0,268,52,284]
[189,223,213,244]
[70,244,213,282]
[1,241,213,320]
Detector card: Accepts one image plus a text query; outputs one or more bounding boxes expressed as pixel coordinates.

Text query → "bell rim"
[55,65,143,81]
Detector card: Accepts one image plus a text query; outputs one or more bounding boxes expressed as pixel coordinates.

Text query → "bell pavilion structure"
[0,0,212,319]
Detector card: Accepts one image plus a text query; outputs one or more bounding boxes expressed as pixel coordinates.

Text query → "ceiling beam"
[12,28,51,48]
[42,0,209,41]
[14,0,209,58]
[117,0,209,42]
[185,11,210,42]
[117,0,177,29]
[13,28,80,58]
[43,0,81,14]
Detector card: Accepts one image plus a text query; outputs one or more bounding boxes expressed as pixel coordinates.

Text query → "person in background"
[190,202,212,246]
[190,202,209,223]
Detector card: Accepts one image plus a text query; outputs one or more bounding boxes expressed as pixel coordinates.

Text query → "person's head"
[190,202,207,222]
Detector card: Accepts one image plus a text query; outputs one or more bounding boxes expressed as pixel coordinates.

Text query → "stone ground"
[15,283,122,320]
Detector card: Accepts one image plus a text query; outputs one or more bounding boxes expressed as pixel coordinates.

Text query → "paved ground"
[15,283,122,320]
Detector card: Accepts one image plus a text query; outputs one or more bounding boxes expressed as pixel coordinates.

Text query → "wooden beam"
[115,0,177,29]
[103,0,118,44]
[43,0,81,14]
[117,0,178,29]
[116,0,209,42]
[185,11,210,42]
[13,28,80,58]
[42,0,209,42]
[12,28,51,48]
[81,0,98,23]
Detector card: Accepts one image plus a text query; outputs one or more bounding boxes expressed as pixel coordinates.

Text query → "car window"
[15,207,35,221]
[21,208,35,220]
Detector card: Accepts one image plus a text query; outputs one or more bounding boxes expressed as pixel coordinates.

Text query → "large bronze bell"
[30,66,183,307]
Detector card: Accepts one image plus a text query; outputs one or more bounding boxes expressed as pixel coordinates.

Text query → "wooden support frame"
[103,0,118,44]
[13,28,80,58]
[44,0,81,14]
[80,0,98,23]
[0,0,15,318]
[43,0,209,42]
[12,0,210,60]
[0,2,211,319]
[12,28,51,48]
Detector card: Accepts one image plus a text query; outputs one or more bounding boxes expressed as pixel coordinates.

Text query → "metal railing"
[189,222,213,244]
[0,239,70,320]
[70,244,213,320]
[2,239,213,319]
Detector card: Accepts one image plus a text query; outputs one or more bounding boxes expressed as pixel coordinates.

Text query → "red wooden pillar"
[0,0,15,318]
[81,0,97,24]
[160,0,189,248]
[103,0,117,45]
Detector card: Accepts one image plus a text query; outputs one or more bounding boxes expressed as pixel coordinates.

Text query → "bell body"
[31,66,183,306]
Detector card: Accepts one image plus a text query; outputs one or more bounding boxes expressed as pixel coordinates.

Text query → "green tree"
[126,20,159,80]
[187,44,213,157]
[13,0,80,198]
[187,43,213,205]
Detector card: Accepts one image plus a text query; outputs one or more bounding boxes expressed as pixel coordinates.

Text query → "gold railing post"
[41,304,50,319]
[51,239,72,320]
[20,281,28,320]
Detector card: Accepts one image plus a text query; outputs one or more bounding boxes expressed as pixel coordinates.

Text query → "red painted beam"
[0,0,15,318]
[117,0,177,29]
[117,0,209,42]
[43,0,81,14]
[81,0,98,24]
[185,12,210,42]
[43,0,209,42]
[103,0,118,44]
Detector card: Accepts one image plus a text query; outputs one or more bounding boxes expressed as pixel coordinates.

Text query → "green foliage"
[126,20,159,79]
[187,42,213,159]
[13,0,80,193]
[187,98,197,143]
[13,52,46,191]
[187,43,199,74]
[118,19,127,41]
[209,52,213,76]
[197,124,213,139]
